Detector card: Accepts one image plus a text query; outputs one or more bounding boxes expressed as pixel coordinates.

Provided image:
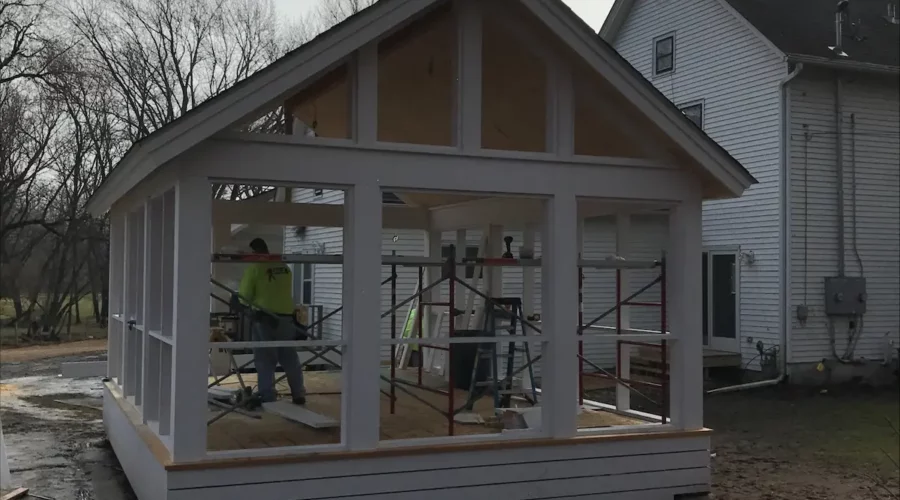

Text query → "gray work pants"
[251,315,306,402]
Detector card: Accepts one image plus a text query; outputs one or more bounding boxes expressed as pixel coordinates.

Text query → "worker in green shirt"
[238,238,306,406]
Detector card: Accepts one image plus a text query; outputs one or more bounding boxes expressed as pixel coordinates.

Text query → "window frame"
[678,100,704,130]
[653,33,676,76]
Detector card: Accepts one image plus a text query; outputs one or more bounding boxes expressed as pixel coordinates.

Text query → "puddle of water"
[0,376,103,422]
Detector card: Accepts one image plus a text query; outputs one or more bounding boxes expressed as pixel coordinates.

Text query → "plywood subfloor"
[207,369,642,451]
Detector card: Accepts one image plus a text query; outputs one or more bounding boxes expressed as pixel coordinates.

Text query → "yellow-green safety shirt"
[238,263,294,315]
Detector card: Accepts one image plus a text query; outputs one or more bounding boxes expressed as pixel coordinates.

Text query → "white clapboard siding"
[284,189,347,343]
[167,435,711,500]
[612,0,787,367]
[788,72,900,364]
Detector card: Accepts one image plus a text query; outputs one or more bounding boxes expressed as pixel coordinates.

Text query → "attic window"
[654,35,675,75]
[679,102,703,129]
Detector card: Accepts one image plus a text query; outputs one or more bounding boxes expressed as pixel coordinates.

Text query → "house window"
[442,245,479,279]
[293,263,314,305]
[654,35,675,75]
[679,102,703,129]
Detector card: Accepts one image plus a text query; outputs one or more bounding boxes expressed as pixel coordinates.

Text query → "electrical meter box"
[824,277,867,316]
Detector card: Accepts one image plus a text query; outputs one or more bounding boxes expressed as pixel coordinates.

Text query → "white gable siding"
[613,0,787,365]
[788,72,900,364]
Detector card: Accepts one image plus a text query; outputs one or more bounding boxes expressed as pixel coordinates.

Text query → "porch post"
[108,211,125,382]
[342,182,382,449]
[169,176,211,461]
[667,193,704,429]
[615,213,632,411]
[542,191,579,437]
[424,228,443,340]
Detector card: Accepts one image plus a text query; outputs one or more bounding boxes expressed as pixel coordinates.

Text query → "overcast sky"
[271,0,615,31]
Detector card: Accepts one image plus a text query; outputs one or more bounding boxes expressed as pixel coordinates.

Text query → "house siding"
[788,71,900,364]
[612,0,787,365]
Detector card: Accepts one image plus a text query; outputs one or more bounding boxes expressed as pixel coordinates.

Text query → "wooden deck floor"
[206,369,643,451]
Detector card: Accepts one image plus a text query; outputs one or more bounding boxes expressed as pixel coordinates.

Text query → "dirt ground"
[0,339,107,363]
[1,343,898,499]
[707,384,900,500]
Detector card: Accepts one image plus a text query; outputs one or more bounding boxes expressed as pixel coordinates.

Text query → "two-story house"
[601,0,900,384]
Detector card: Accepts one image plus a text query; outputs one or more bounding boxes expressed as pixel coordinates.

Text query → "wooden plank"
[262,401,339,429]
[60,361,107,378]
[1,488,28,500]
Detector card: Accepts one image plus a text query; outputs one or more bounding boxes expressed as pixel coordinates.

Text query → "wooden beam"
[211,199,429,230]
[196,135,691,202]
[428,196,674,231]
[353,43,378,145]
[455,0,482,151]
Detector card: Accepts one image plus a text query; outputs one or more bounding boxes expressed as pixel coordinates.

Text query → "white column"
[424,228,442,336]
[667,195,703,429]
[521,225,536,319]
[455,0,482,151]
[455,229,469,332]
[487,224,503,298]
[108,212,125,381]
[548,61,574,157]
[615,213,632,411]
[169,176,211,461]
[142,198,163,424]
[122,211,135,394]
[342,182,382,449]
[541,191,579,437]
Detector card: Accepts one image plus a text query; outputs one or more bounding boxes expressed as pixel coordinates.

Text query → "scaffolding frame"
[209,251,668,435]
[577,256,669,424]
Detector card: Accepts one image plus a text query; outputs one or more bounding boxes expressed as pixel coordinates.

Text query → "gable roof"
[86,0,756,216]
[724,0,899,70]
[601,0,900,72]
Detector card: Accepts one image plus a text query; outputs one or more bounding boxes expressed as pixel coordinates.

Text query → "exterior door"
[705,250,739,353]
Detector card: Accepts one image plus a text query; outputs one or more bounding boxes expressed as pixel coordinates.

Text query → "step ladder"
[459,297,538,412]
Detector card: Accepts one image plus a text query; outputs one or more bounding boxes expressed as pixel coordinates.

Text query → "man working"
[237,238,306,405]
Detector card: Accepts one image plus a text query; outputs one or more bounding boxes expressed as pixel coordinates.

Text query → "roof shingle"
[724,0,900,68]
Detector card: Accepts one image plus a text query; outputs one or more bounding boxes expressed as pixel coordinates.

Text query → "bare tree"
[315,0,378,31]
[0,0,52,84]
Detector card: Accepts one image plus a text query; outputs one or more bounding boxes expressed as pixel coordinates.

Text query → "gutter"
[786,54,899,75]
[708,62,804,395]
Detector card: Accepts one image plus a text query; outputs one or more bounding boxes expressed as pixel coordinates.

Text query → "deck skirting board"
[169,435,710,489]
[167,468,709,500]
[160,436,710,500]
[103,387,168,499]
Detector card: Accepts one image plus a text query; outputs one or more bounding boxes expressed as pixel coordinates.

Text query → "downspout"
[708,62,804,395]
[835,75,845,277]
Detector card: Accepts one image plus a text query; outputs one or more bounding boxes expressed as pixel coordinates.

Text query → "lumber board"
[1,487,28,500]
[60,361,107,378]
[263,401,339,429]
